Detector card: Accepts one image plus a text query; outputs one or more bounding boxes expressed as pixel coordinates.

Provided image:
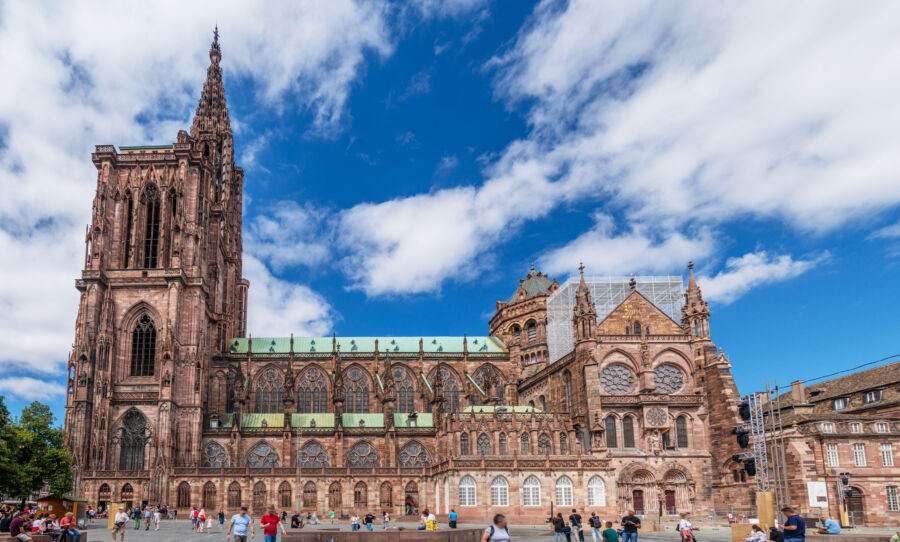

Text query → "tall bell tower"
[65,28,248,505]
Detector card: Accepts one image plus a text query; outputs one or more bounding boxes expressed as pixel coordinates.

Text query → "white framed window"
[522,476,541,507]
[853,443,867,466]
[851,423,861,433]
[490,476,509,506]
[865,390,882,403]
[834,397,848,411]
[876,423,889,433]
[881,444,894,467]
[822,423,835,433]
[458,476,476,507]
[888,486,900,512]
[556,476,573,507]
[587,476,606,506]
[826,444,839,467]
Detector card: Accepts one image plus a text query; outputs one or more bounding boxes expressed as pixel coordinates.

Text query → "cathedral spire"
[682,261,710,339]
[191,27,230,139]
[573,263,597,343]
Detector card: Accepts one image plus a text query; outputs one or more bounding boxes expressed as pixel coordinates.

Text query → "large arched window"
[297,366,327,413]
[344,366,370,413]
[473,364,506,405]
[228,482,241,508]
[522,476,541,507]
[121,483,134,502]
[460,433,470,455]
[122,191,134,268]
[559,433,568,455]
[346,442,380,467]
[328,482,342,510]
[676,415,689,448]
[429,366,461,413]
[632,321,641,336]
[623,416,635,448]
[563,370,574,412]
[380,482,393,508]
[490,476,509,506]
[526,321,537,342]
[354,482,368,507]
[520,433,530,455]
[299,441,329,468]
[538,433,552,455]
[202,441,229,468]
[556,476,573,506]
[605,416,618,448]
[142,184,161,268]
[252,482,266,512]
[279,482,292,509]
[499,433,507,455]
[246,442,280,468]
[458,476,476,506]
[398,441,430,467]
[130,314,156,377]
[177,482,191,508]
[303,482,317,508]
[477,433,491,455]
[98,483,111,502]
[118,409,149,470]
[203,482,216,509]
[392,366,416,413]
[587,476,606,506]
[254,368,284,413]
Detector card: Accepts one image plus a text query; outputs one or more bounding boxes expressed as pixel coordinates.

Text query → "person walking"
[197,509,206,533]
[227,507,254,542]
[261,506,284,542]
[132,508,141,530]
[351,513,360,531]
[112,506,129,542]
[782,507,806,542]
[553,513,566,542]
[383,511,391,530]
[448,509,458,529]
[588,512,602,542]
[602,521,619,542]
[365,512,375,532]
[620,510,641,542]
[677,513,696,542]
[143,507,151,530]
[218,511,225,530]
[481,514,510,542]
[152,508,161,531]
[569,509,584,542]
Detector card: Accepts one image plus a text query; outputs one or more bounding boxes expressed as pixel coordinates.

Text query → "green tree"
[0,398,72,507]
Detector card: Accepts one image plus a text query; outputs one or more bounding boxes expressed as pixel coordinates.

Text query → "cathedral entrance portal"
[405,482,419,516]
[632,490,644,515]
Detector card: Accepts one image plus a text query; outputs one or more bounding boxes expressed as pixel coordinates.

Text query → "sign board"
[807,481,829,508]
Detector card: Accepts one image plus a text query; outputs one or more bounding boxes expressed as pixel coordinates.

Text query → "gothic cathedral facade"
[65,33,754,523]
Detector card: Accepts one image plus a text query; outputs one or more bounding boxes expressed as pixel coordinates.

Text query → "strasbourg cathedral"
[64,32,756,524]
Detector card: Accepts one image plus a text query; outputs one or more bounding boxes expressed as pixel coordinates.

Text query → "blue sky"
[2,1,900,424]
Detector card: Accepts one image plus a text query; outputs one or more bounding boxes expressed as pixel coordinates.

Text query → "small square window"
[865,390,882,403]
[833,397,849,411]
[851,423,862,433]
[876,423,889,433]
[822,423,835,433]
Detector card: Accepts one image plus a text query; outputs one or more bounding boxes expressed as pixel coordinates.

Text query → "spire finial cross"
[578,262,584,277]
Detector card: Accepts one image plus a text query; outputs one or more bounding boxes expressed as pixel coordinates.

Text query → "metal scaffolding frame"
[546,276,685,363]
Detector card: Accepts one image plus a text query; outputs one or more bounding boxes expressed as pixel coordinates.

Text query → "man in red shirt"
[260,506,285,542]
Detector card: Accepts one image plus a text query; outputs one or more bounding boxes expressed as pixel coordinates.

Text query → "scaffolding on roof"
[546,276,685,363]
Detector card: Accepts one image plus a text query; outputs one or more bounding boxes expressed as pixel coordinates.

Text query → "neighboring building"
[64,31,756,524]
[769,363,900,526]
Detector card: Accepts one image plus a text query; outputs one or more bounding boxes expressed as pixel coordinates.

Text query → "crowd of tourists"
[0,509,83,542]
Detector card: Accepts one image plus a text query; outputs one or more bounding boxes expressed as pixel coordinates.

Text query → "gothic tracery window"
[254,368,284,413]
[118,409,149,470]
[398,441,430,467]
[605,416,618,448]
[538,433,552,455]
[344,367,370,413]
[303,482,317,508]
[499,433,507,455]
[279,482,292,509]
[297,367,328,413]
[299,441,330,468]
[623,416,635,448]
[654,364,685,394]
[392,366,416,413]
[142,183,161,269]
[559,433,568,455]
[676,415,689,448]
[252,482,266,512]
[600,364,634,395]
[228,482,241,508]
[476,433,491,455]
[460,433,469,455]
[563,370,574,412]
[246,442,279,468]
[380,482,393,508]
[347,442,380,468]
[203,482,216,509]
[429,366,460,413]
[472,364,506,405]
[520,433,530,455]
[130,314,156,377]
[202,441,229,468]
[177,482,190,508]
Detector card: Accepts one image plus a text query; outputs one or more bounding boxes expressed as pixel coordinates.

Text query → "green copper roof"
[342,413,384,428]
[419,372,432,393]
[462,405,542,413]
[242,413,284,428]
[466,373,486,396]
[292,413,335,428]
[228,336,506,355]
[507,267,555,303]
[216,413,234,428]
[394,413,433,428]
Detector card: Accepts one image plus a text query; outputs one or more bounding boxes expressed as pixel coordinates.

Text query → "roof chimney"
[790,380,807,404]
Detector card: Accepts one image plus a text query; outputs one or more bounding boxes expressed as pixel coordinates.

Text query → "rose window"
[654,364,684,394]
[600,364,634,395]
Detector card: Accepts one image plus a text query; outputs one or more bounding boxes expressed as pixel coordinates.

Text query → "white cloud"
[0,377,67,401]
[245,202,332,272]
[0,1,390,374]
[337,0,900,296]
[243,255,334,338]
[698,251,830,304]
[538,215,715,277]
[868,221,900,240]
[411,0,490,19]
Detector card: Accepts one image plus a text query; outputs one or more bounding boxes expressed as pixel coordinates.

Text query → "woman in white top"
[351,514,360,531]
[153,508,161,530]
[677,512,696,542]
[745,524,767,542]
